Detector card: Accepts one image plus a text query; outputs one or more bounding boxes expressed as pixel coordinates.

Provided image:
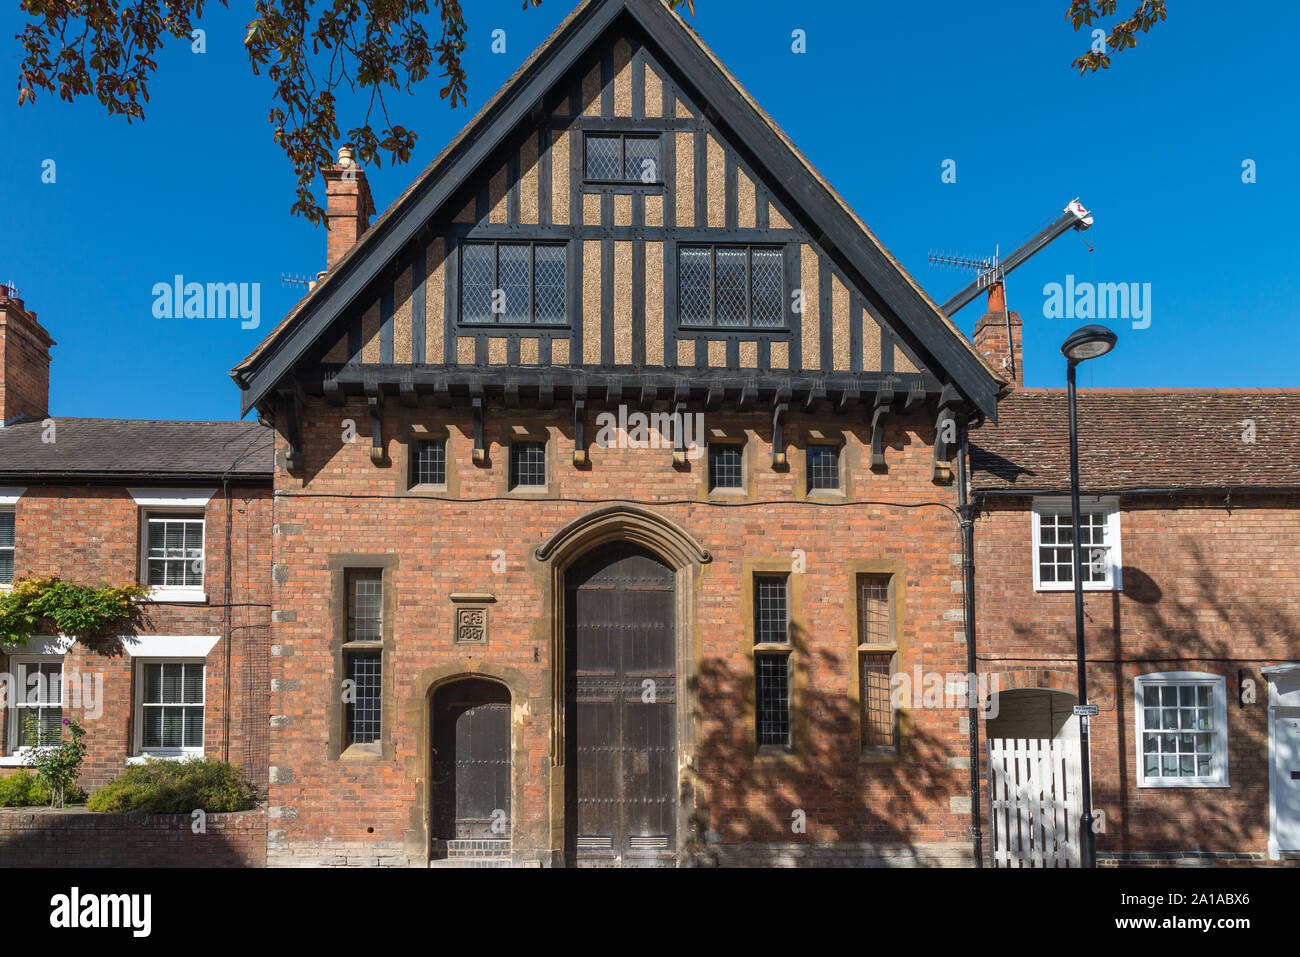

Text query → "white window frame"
[140,510,207,603]
[1031,495,1122,591]
[131,658,206,761]
[2,654,65,763]
[0,488,24,591]
[1133,671,1229,788]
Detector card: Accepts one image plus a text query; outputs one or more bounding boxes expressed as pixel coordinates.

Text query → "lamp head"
[1061,324,1117,363]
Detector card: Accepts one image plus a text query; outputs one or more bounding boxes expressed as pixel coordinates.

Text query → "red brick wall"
[0,807,265,867]
[973,493,1300,860]
[0,485,272,792]
[266,398,977,865]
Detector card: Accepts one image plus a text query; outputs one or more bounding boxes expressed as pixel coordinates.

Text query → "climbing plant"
[0,577,148,648]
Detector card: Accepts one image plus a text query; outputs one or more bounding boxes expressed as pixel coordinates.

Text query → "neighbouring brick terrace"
[971,390,1300,862]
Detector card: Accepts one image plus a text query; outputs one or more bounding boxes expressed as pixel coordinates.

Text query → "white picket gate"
[986,735,1082,867]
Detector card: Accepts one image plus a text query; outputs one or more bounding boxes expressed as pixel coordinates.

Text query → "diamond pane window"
[461,242,567,325]
[146,516,205,588]
[806,444,840,491]
[623,136,659,182]
[534,245,567,324]
[679,247,712,325]
[585,135,621,180]
[412,439,446,486]
[750,248,783,327]
[0,508,13,585]
[585,133,660,182]
[708,443,743,491]
[461,243,495,324]
[510,441,547,489]
[140,662,204,750]
[678,246,785,328]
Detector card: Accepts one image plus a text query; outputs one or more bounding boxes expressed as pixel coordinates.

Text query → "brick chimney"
[972,280,1023,390]
[323,146,376,271]
[0,285,55,426]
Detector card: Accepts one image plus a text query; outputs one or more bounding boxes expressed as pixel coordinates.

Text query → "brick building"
[0,286,273,792]
[2,0,1295,871]
[230,0,1002,867]
[970,308,1300,864]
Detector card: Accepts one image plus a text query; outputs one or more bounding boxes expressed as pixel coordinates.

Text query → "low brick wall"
[0,806,266,867]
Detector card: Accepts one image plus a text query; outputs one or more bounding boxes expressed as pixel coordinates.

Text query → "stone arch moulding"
[534,504,712,569]
[532,504,710,866]
[402,661,533,866]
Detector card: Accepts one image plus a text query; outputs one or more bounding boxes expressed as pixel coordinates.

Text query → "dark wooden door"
[565,543,677,866]
[431,680,511,841]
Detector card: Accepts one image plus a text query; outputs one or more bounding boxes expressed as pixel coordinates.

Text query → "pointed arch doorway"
[565,542,677,866]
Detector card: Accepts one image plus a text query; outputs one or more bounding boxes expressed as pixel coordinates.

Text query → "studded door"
[565,543,677,866]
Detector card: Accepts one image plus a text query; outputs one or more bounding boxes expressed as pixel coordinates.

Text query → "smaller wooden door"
[431,680,511,841]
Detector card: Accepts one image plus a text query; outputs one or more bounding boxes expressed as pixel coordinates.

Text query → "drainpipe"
[957,418,984,867]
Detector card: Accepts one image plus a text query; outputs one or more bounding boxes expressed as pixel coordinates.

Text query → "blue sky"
[2,0,1296,419]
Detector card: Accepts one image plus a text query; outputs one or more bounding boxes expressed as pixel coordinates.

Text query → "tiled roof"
[0,418,273,480]
[970,390,1300,493]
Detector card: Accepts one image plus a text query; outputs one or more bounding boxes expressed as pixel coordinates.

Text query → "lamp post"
[1060,323,1117,869]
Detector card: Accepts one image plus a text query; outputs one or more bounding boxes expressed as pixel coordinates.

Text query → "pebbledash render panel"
[232,0,1004,867]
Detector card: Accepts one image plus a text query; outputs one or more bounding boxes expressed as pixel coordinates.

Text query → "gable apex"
[232,0,1002,421]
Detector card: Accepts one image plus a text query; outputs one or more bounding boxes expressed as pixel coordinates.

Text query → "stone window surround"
[327,553,399,763]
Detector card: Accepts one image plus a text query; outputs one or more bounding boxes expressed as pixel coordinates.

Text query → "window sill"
[128,752,203,765]
[1034,582,1119,593]
[1137,778,1230,789]
[0,754,31,767]
[145,588,208,604]
[805,488,845,501]
[339,743,385,764]
[859,746,902,764]
[508,486,551,498]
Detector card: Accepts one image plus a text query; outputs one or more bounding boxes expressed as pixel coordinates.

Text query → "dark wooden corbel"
[538,380,554,411]
[471,388,486,465]
[572,387,588,466]
[278,386,305,473]
[704,385,723,412]
[870,385,896,469]
[804,380,826,414]
[322,378,345,407]
[737,379,757,412]
[932,383,963,483]
[672,399,689,466]
[771,390,790,468]
[432,374,451,408]
[365,384,385,463]
[399,379,417,408]
[837,382,860,414]
[904,379,927,415]
[504,381,520,409]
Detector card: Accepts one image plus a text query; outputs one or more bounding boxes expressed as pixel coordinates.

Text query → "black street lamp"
[1061,323,1116,869]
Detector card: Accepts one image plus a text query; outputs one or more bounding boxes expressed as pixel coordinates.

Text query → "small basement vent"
[577,835,613,849]
[629,835,670,849]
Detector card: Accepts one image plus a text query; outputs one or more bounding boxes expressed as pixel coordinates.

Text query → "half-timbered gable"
[234,0,1002,465]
